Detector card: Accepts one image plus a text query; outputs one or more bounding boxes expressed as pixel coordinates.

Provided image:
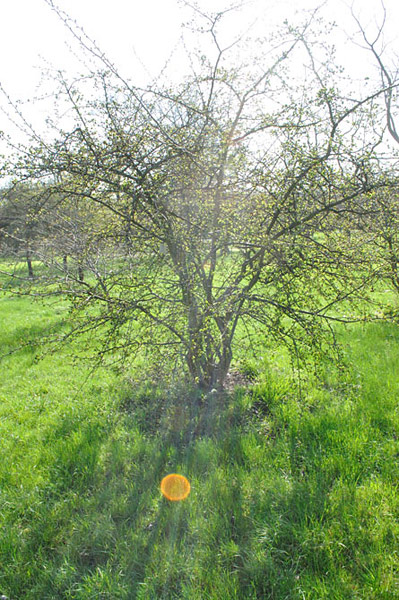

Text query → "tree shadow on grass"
[0,318,68,361]
[1,380,375,599]
[100,385,256,598]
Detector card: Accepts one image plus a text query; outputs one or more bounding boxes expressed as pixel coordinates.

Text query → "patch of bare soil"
[224,369,256,392]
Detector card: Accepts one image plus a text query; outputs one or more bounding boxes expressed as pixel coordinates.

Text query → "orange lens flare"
[160,474,191,501]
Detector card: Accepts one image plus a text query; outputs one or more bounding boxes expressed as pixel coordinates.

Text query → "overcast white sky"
[0,0,398,145]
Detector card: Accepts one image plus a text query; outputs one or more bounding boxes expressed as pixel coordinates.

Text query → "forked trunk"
[186,339,232,391]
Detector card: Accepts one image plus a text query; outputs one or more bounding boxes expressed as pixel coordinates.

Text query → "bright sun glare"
[161,474,191,501]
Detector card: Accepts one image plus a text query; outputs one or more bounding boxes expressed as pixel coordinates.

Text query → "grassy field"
[0,281,398,598]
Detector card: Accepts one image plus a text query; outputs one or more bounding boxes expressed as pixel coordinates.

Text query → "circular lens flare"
[161,474,191,501]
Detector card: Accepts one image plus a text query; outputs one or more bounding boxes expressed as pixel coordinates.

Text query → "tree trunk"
[386,236,399,292]
[26,249,34,278]
[186,335,232,391]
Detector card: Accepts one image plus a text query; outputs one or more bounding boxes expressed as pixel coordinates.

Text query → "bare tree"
[349,3,399,300]
[352,1,399,144]
[0,184,49,278]
[1,2,397,389]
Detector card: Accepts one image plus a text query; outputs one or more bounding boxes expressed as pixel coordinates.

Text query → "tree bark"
[26,249,34,278]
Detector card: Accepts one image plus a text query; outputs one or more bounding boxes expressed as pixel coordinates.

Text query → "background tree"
[349,3,399,302]
[0,183,49,278]
[352,1,399,145]
[374,191,399,294]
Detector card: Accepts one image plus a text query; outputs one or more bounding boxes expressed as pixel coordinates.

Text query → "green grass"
[0,288,398,598]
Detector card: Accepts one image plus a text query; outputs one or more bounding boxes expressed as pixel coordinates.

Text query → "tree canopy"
[1,2,398,389]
